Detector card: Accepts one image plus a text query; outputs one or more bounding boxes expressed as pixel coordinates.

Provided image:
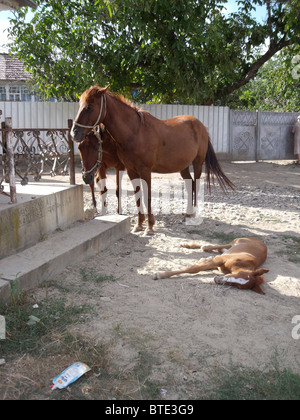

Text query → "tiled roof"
[0,53,31,81]
[0,1,37,12]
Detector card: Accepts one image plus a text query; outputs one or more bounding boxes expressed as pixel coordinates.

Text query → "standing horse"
[79,128,196,218]
[78,128,125,213]
[71,86,234,235]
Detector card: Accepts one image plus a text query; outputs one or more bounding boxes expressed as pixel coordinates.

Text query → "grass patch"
[207,362,300,400]
[110,325,162,399]
[0,297,90,358]
[79,267,120,284]
[282,235,300,264]
[187,230,241,244]
[0,295,161,400]
[259,215,283,224]
[0,294,111,399]
[2,295,300,400]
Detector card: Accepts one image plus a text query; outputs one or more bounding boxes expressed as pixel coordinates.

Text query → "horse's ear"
[98,85,110,95]
[254,268,269,276]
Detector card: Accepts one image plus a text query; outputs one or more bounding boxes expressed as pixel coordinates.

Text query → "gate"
[230,110,257,161]
[230,110,298,161]
[258,111,296,160]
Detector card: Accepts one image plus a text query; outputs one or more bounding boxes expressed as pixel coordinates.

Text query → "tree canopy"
[7,0,300,105]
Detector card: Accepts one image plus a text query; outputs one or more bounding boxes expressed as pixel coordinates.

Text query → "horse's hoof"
[183,212,196,219]
[180,242,190,248]
[132,225,144,234]
[143,229,155,237]
[214,275,226,284]
[153,272,160,280]
[202,246,212,252]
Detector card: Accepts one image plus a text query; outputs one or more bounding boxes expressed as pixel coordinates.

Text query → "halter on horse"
[80,127,103,185]
[72,94,108,184]
[72,94,107,131]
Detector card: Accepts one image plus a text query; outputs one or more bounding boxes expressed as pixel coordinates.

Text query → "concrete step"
[0,214,131,302]
[0,182,84,259]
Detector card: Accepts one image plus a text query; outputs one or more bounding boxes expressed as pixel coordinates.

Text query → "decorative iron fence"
[0,119,75,203]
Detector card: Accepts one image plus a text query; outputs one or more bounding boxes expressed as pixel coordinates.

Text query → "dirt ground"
[1,161,300,399]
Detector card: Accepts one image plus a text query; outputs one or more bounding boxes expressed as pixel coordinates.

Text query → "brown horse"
[71,86,234,235]
[153,237,268,295]
[78,128,125,213]
[79,127,197,219]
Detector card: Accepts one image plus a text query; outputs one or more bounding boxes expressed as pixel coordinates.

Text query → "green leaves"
[7,0,300,105]
[225,47,300,111]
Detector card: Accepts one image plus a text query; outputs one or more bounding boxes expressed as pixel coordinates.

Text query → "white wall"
[0,101,230,154]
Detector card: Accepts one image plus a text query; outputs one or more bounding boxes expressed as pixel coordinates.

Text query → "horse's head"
[214,268,269,294]
[78,131,103,185]
[71,85,109,143]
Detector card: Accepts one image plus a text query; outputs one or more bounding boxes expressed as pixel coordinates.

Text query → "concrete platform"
[0,182,84,259]
[0,214,131,302]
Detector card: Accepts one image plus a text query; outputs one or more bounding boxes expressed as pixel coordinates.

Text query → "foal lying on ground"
[153,237,269,294]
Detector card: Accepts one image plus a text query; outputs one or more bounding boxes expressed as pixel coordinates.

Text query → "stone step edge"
[0,214,131,302]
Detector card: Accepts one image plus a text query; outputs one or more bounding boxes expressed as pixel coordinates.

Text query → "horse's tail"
[205,138,235,193]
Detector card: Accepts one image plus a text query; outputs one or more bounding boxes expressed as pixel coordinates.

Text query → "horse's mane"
[107,91,146,122]
[81,86,146,123]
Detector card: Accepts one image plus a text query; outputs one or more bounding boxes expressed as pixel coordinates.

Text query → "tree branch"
[211,37,290,104]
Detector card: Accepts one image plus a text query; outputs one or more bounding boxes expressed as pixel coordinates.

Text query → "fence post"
[68,119,76,185]
[229,109,233,160]
[5,118,17,203]
[256,111,261,162]
[1,121,7,180]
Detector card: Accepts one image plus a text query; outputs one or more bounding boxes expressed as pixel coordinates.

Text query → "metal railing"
[0,118,75,203]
